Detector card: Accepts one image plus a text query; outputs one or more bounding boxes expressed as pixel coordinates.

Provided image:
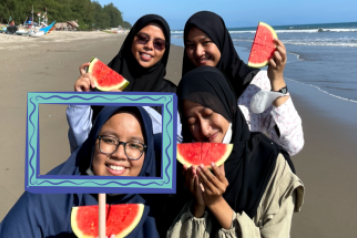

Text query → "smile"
[106,164,127,176]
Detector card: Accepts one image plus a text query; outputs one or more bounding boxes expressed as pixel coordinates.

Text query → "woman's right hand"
[183,165,206,217]
[74,62,96,92]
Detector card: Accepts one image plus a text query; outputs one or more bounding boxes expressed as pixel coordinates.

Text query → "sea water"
[171,22,357,103]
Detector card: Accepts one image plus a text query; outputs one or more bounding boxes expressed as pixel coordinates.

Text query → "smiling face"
[92,111,145,177]
[131,22,166,68]
[183,100,230,143]
[185,27,221,68]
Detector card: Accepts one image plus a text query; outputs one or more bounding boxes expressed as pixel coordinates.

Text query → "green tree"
[123,21,132,29]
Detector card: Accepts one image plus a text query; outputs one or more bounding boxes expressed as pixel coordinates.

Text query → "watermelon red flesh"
[248,22,278,68]
[88,57,129,91]
[71,204,144,238]
[177,143,233,168]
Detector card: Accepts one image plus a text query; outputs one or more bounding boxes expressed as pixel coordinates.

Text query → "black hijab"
[182,11,260,98]
[91,14,176,119]
[0,106,159,238]
[177,67,295,225]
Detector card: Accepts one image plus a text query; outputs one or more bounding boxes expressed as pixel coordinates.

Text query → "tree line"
[0,0,132,30]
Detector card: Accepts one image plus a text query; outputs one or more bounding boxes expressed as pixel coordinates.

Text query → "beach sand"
[1,31,357,237]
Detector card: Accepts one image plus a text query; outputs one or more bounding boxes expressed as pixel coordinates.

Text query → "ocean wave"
[285,78,357,104]
[232,38,357,47]
[228,28,357,34]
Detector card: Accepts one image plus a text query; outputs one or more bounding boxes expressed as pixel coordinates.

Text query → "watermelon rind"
[176,143,233,169]
[247,22,278,68]
[71,204,144,238]
[88,57,130,92]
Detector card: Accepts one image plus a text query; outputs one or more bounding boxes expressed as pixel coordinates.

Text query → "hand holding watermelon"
[74,62,96,92]
[267,38,287,83]
[196,163,228,207]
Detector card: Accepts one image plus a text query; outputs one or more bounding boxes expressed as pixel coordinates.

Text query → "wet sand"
[0,31,357,237]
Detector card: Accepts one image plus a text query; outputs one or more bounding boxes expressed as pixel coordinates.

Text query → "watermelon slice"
[247,22,278,68]
[88,57,130,91]
[177,143,233,168]
[71,204,144,238]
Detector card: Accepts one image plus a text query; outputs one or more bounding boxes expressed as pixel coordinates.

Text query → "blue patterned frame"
[26,92,177,194]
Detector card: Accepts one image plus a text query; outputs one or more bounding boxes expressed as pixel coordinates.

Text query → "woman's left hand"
[196,163,229,207]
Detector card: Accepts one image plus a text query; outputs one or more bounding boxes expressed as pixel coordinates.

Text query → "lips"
[140,52,153,61]
[196,57,210,66]
[207,132,218,142]
[106,163,128,176]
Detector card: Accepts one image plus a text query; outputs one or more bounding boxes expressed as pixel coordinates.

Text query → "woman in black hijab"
[182,11,304,157]
[0,106,159,238]
[67,14,182,153]
[166,67,304,238]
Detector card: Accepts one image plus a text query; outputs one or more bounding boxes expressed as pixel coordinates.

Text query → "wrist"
[270,77,286,91]
[192,202,205,218]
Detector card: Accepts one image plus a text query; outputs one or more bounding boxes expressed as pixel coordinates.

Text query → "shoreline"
[0,33,357,237]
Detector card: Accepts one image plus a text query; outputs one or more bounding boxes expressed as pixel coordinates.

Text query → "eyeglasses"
[135,32,166,51]
[97,135,147,160]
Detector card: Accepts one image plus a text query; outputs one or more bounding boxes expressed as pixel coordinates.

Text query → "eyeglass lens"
[136,33,166,51]
[99,136,144,159]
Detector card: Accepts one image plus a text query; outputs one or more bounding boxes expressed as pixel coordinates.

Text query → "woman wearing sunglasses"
[181,11,304,156]
[0,106,160,238]
[67,14,182,154]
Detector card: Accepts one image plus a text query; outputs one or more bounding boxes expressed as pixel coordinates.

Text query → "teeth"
[109,165,125,171]
[142,53,151,57]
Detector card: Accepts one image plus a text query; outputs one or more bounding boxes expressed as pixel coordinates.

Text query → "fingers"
[273,39,287,63]
[79,62,91,75]
[197,165,220,192]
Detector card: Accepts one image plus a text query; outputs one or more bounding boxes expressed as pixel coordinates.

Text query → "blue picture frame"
[26,92,177,194]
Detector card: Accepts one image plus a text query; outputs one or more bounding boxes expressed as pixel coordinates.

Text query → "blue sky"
[98,0,356,30]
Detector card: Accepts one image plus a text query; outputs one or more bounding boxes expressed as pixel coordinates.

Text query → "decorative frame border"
[26,92,177,194]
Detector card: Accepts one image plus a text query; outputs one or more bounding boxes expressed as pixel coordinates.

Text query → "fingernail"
[200,164,204,169]
[211,162,215,167]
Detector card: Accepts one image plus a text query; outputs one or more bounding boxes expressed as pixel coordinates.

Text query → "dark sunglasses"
[135,32,166,51]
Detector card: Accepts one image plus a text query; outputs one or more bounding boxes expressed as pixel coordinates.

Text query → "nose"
[194,44,204,57]
[143,40,154,51]
[198,118,211,139]
[111,143,127,160]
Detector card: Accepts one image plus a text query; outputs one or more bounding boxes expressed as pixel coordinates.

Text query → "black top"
[91,14,176,119]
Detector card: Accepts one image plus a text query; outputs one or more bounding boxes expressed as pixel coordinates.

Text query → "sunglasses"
[135,32,166,51]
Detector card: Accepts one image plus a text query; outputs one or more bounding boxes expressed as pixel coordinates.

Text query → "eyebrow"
[185,36,210,43]
[100,131,144,144]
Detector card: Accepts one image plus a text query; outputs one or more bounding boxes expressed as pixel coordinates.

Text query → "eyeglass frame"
[96,135,147,160]
[134,32,167,51]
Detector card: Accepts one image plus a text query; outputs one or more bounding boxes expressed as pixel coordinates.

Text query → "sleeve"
[0,193,48,238]
[238,71,304,156]
[142,106,183,143]
[66,105,93,153]
[216,194,296,238]
[166,201,212,238]
[215,157,305,238]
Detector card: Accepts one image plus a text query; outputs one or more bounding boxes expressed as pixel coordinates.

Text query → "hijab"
[0,106,159,238]
[182,11,260,98]
[91,14,176,119]
[177,67,295,230]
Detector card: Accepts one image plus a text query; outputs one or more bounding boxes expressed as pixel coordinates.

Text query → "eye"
[103,138,116,144]
[185,43,194,48]
[128,142,143,150]
[202,108,214,117]
[187,118,196,125]
[202,41,212,46]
